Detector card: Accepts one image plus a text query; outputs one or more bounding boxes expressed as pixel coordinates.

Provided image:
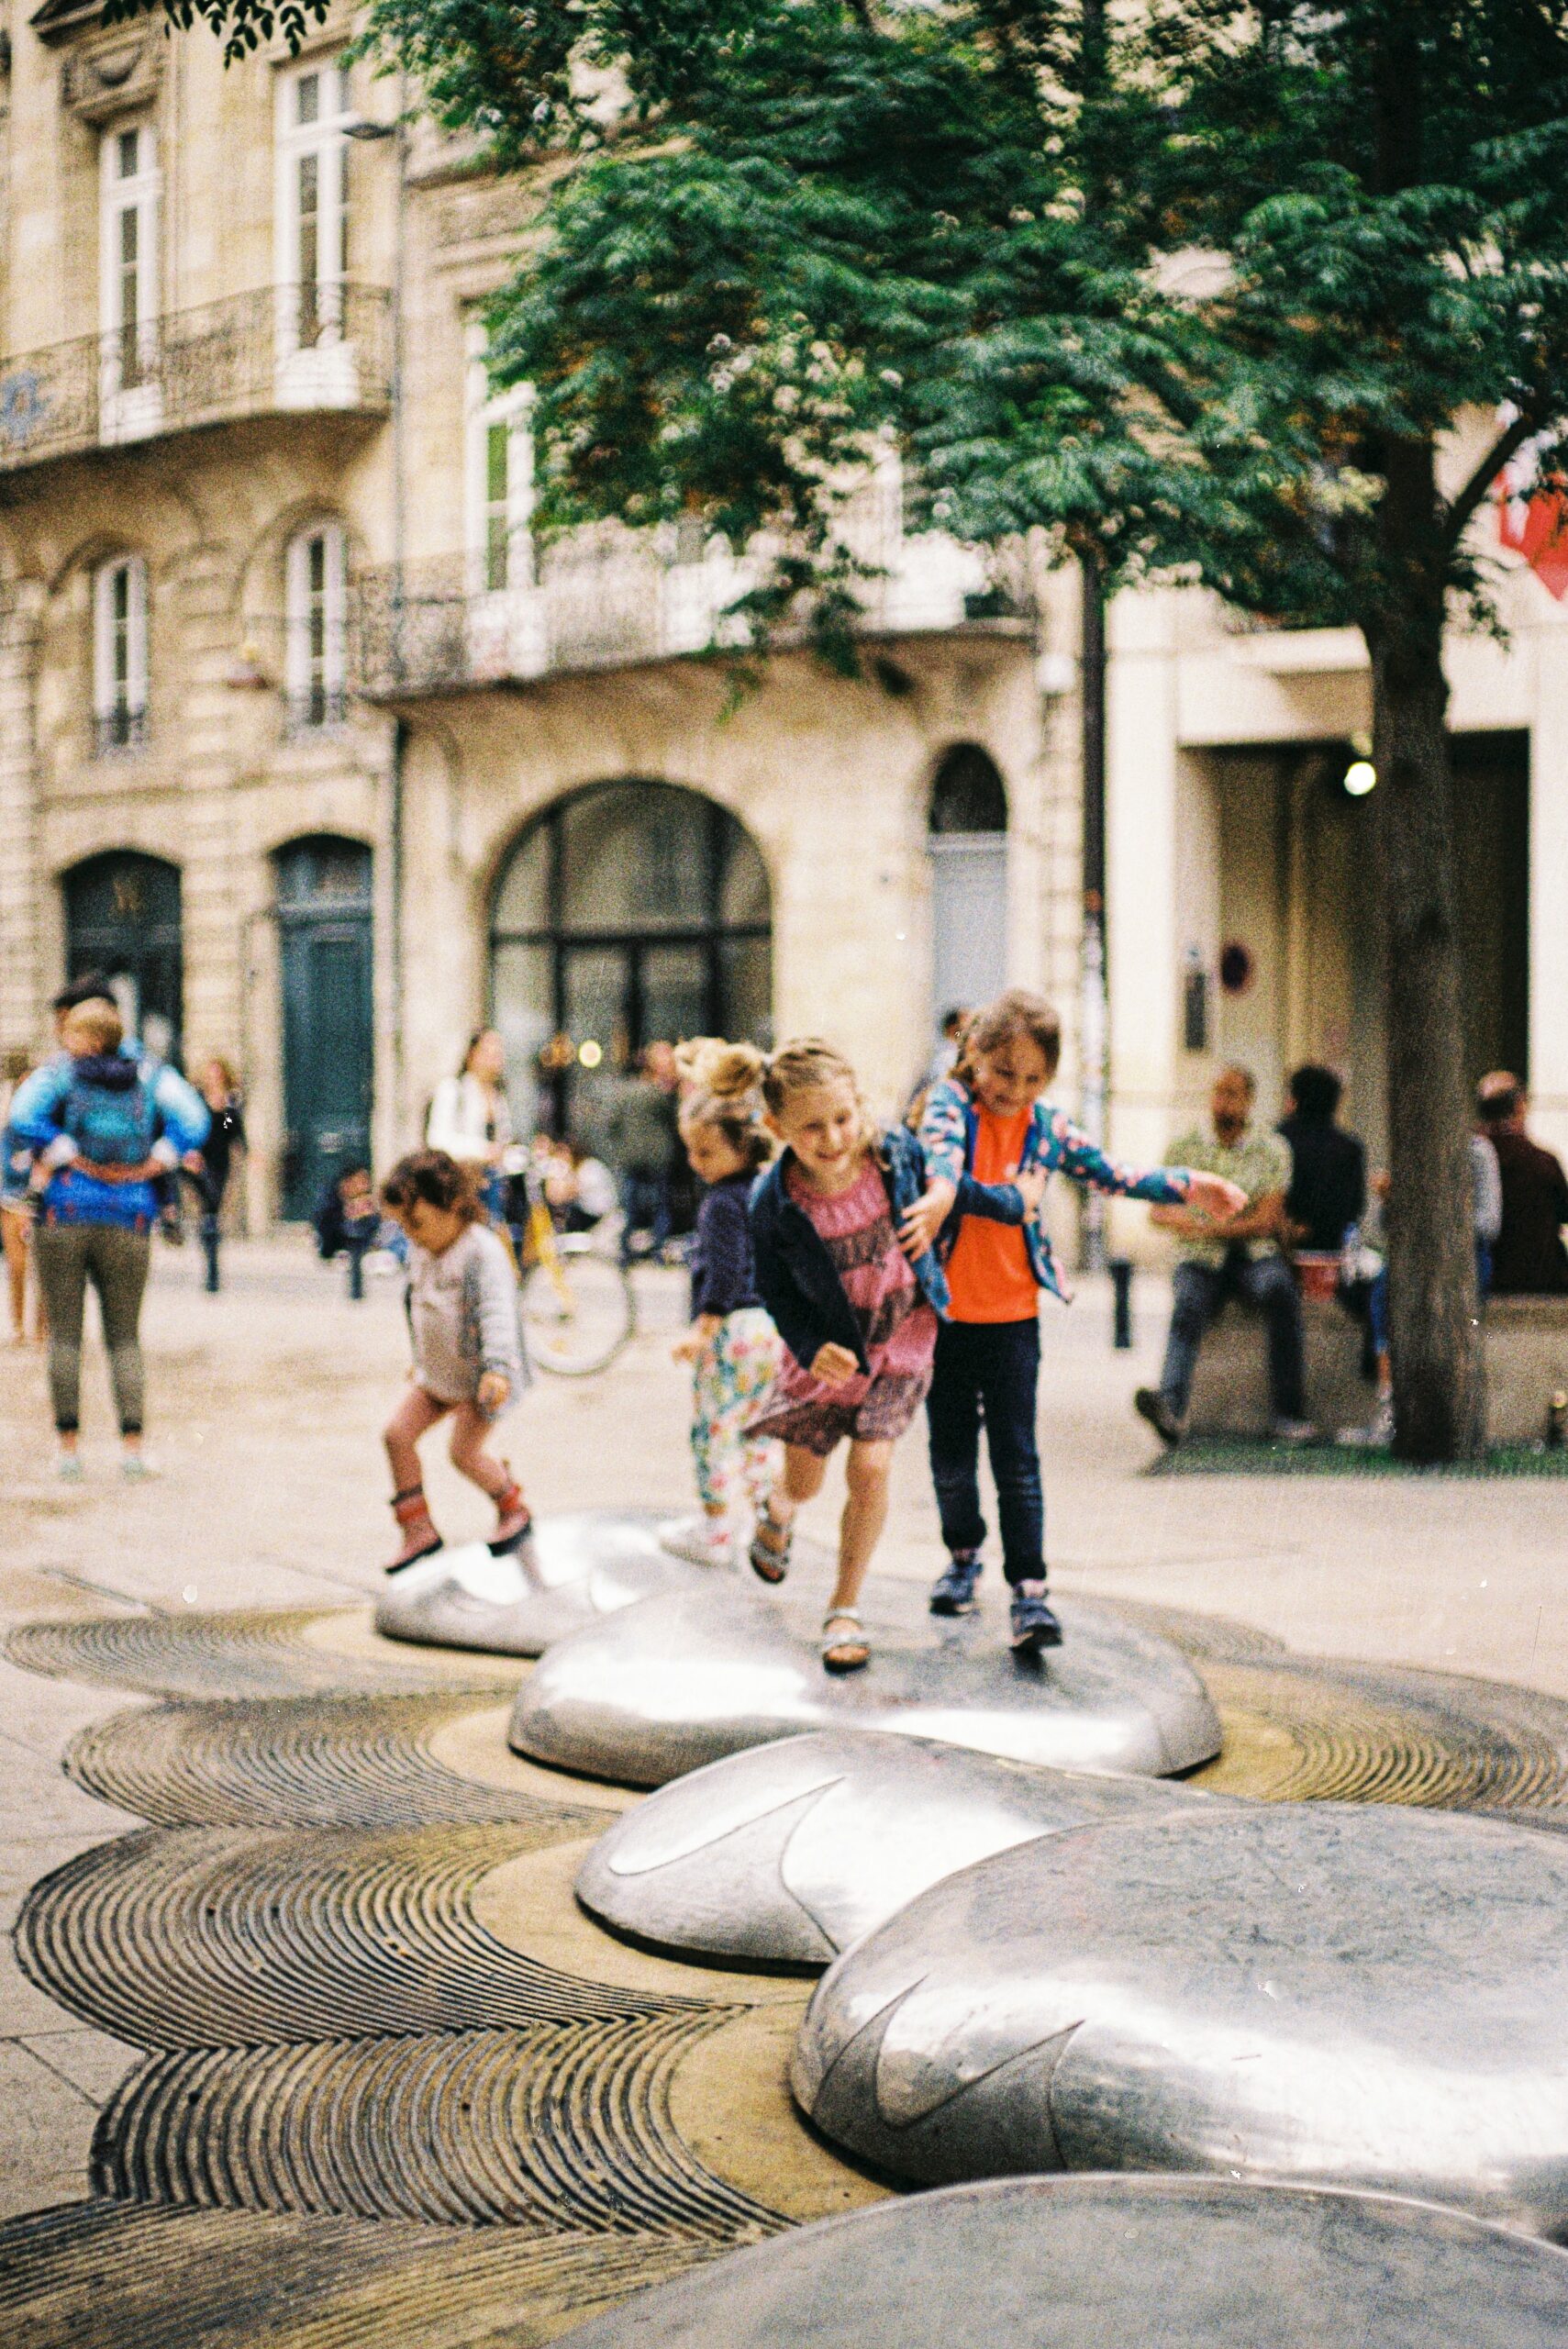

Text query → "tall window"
[93,556,150,753]
[285,524,348,729]
[467,331,533,593]
[100,124,158,391]
[276,60,351,349]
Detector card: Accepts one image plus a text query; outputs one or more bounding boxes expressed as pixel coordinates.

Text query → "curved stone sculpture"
[793,1804,1568,2234]
[375,1512,702,1657]
[509,1582,1222,1786]
[578,1730,1226,1965]
[551,2174,1568,2348]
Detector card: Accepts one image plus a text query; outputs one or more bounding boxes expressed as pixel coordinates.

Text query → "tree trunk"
[1366,442,1485,1461]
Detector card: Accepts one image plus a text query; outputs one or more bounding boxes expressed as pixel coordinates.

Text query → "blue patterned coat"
[917,1078,1195,1305]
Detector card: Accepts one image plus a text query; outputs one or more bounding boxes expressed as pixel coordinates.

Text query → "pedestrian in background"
[9,998,208,1479]
[611,1041,682,1264]
[427,1030,515,1223]
[184,1057,246,1294]
[1477,1071,1568,1296]
[667,1042,781,1570]
[378,1149,528,1573]
[2,1047,43,1344]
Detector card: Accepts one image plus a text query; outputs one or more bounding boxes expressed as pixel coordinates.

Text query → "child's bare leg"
[384,1385,448,1492]
[448,1403,510,1498]
[831,1439,893,1615]
[749,1442,825,1582]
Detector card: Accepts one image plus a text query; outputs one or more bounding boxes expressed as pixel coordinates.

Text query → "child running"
[379,1148,529,1573]
[667,1042,782,1569]
[910,989,1245,1653]
[748,1038,1030,1675]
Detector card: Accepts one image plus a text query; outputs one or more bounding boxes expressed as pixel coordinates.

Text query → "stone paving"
[2,1231,1564,2222]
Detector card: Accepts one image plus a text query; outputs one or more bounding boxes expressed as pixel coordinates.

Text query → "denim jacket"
[917,1078,1194,1306]
[749,1123,1022,1375]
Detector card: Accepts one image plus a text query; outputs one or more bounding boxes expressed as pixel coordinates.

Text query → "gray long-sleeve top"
[407,1220,523,1403]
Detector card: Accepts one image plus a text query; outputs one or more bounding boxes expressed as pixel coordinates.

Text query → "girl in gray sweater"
[380,1150,528,1572]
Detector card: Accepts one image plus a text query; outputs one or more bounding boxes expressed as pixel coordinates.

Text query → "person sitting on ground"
[1135,1064,1314,1447]
[1278,1064,1366,1255]
[1476,1072,1568,1296]
[540,1137,618,1233]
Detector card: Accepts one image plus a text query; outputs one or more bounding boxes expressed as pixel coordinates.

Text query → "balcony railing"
[354,524,1030,698]
[0,284,392,473]
[92,705,150,757]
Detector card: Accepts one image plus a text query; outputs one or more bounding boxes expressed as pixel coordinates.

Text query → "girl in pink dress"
[747,1039,1040,1673]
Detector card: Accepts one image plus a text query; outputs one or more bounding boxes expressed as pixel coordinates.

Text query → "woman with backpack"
[9,998,209,1479]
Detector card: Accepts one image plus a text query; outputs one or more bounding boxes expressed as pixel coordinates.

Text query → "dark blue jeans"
[926,1317,1045,1585]
[1160,1252,1306,1421]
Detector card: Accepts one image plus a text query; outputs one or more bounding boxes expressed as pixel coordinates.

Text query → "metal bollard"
[1108,1256,1134,1350]
[347,1240,369,1301]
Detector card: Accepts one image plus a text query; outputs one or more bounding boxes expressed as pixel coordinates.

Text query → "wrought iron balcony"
[354,525,1030,698]
[92,705,150,757]
[0,284,392,473]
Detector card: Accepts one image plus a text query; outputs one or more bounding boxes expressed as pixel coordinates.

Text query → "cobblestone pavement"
[2,1232,1563,2224]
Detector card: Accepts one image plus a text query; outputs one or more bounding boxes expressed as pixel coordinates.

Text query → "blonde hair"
[678,1040,773,1172]
[760,1038,870,1135]
[61,999,125,1056]
[955,989,1062,1086]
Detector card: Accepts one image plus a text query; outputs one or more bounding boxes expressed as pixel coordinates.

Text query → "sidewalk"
[2,1233,1564,2219]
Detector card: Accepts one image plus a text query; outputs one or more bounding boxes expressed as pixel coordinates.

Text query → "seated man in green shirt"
[1135,1064,1313,1446]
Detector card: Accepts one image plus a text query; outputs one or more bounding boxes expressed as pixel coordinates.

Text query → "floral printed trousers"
[691,1306,782,1516]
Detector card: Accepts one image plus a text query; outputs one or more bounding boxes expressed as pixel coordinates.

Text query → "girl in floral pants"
[669,1044,781,1568]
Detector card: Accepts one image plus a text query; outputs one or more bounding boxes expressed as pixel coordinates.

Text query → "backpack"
[59,1053,159,1168]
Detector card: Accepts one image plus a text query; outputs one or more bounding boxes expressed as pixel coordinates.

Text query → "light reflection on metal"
[551,2174,1568,2348]
[577,1729,1231,1965]
[792,1805,1568,2236]
[374,1511,701,1656]
[508,1582,1223,1787]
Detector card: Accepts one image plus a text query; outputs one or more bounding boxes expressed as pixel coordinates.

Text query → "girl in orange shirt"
[912,991,1243,1653]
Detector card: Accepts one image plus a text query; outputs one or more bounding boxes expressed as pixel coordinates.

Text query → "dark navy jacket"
[749,1124,1025,1375]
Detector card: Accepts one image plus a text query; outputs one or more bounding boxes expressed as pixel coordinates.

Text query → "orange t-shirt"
[943,1106,1039,1323]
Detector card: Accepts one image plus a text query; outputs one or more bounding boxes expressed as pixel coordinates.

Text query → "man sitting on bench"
[1135,1064,1314,1448]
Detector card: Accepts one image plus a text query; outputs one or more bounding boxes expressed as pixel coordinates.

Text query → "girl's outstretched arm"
[1043,1108,1195,1205]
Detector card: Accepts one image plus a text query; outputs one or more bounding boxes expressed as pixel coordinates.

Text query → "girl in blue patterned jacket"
[908,990,1244,1653]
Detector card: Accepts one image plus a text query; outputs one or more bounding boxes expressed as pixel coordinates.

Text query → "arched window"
[63,851,182,1061]
[490,781,773,1135]
[92,554,149,753]
[928,743,1008,1036]
[285,522,348,729]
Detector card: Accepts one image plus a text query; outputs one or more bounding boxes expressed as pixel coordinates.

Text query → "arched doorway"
[62,851,183,1063]
[490,781,773,1142]
[929,744,1008,1034]
[275,836,373,1219]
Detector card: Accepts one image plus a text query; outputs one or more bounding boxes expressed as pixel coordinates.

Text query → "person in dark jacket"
[1477,1073,1568,1295]
[665,1046,782,1570]
[1278,1064,1367,1254]
[183,1057,247,1294]
[745,1038,1033,1675]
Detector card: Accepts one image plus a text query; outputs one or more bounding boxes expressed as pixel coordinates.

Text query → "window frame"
[92,554,150,754]
[284,521,349,730]
[274,56,353,349]
[99,122,160,380]
[465,325,535,596]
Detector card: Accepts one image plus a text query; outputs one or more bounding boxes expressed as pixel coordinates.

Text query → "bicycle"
[509,1168,637,1376]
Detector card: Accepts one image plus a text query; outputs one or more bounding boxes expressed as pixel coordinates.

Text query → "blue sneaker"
[929,1552,983,1616]
[1009,1581,1063,1654]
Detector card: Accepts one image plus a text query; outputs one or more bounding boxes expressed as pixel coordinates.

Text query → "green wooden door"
[276,840,373,1219]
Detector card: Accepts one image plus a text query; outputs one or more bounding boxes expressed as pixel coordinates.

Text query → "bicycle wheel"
[520,1243,636,1375]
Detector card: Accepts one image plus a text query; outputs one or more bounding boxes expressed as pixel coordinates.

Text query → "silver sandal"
[749,1508,793,1585]
[821,1609,869,1675]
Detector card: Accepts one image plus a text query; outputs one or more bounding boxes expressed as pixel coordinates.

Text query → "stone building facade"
[0,4,1560,1252]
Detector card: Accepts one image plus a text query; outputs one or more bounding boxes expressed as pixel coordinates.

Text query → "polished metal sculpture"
[552,2174,1568,2347]
[578,1729,1226,1965]
[508,1581,1222,1786]
[793,1804,1568,2235]
[374,1511,702,1656]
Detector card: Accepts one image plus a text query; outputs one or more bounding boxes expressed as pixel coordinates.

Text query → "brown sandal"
[821,1609,869,1675]
[749,1507,793,1585]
